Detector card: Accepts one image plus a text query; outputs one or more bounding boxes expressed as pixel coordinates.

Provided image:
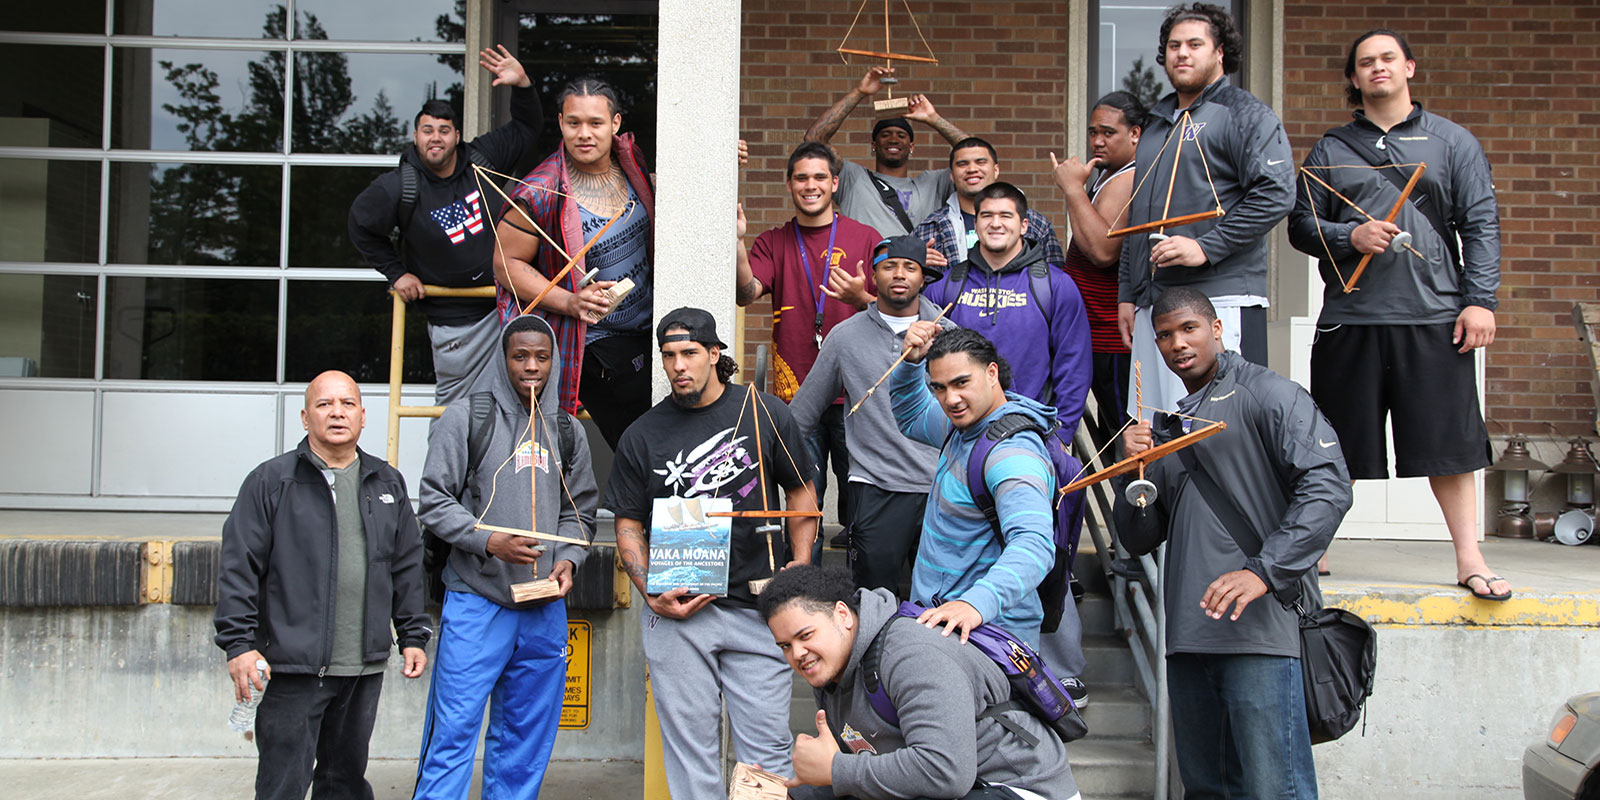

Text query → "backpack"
[964,412,1086,633]
[395,145,497,238]
[861,601,1088,744]
[422,391,578,604]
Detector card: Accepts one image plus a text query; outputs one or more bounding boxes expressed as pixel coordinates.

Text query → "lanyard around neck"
[793,216,839,334]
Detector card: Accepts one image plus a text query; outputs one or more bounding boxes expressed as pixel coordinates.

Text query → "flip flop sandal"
[1458,573,1512,602]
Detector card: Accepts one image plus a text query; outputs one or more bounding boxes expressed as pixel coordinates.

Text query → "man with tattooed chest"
[493,78,658,451]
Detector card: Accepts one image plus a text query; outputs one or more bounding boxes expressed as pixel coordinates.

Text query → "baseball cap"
[871,117,915,141]
[873,234,941,281]
[656,307,729,350]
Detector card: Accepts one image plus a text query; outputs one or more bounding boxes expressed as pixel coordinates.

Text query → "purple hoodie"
[923,237,1092,434]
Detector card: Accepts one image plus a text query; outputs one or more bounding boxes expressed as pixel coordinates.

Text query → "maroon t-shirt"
[749,213,882,401]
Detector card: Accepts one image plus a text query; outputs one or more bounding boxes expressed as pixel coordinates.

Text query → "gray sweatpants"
[642,601,794,800]
[1036,593,1087,679]
[428,311,501,407]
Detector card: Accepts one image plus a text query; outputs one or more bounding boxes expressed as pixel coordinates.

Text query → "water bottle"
[227,659,269,733]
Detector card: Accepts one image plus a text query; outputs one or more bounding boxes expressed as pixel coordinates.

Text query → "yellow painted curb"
[1325,586,1600,627]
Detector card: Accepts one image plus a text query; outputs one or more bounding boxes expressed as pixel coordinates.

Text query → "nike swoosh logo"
[471,271,485,281]
[1319,439,1336,448]
[1267,159,1285,166]
[1209,390,1236,402]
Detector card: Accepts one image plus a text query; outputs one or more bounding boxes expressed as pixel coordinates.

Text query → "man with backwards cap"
[790,235,955,596]
[605,308,820,800]
[803,66,971,237]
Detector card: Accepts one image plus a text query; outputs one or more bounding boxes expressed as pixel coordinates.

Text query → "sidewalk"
[0,758,643,799]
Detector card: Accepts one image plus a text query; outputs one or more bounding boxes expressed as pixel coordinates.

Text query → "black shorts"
[1309,322,1491,480]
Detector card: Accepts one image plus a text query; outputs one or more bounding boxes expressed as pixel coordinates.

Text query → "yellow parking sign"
[561,619,591,729]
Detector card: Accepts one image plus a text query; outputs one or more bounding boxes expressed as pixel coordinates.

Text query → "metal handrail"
[384,285,496,466]
[1073,407,1172,800]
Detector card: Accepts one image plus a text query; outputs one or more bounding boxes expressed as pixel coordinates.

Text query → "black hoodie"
[348,86,541,326]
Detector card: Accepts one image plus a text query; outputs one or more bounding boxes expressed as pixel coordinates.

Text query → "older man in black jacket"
[215,370,431,800]
[1121,288,1351,799]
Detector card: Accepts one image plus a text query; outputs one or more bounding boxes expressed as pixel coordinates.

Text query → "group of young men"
[214,2,1507,798]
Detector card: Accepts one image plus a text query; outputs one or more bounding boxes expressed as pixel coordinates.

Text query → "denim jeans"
[1167,652,1318,800]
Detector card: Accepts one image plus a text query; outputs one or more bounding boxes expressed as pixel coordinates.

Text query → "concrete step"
[1077,685,1151,741]
[1080,633,1139,687]
[1075,592,1115,637]
[1068,738,1158,798]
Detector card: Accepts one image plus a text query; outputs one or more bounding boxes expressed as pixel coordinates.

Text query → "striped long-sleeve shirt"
[890,360,1059,645]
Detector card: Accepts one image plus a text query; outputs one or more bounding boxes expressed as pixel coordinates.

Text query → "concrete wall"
[0,604,645,760]
[1314,586,1600,799]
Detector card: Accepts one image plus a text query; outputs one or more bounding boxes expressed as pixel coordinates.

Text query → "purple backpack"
[965,413,1086,633]
[861,601,1088,744]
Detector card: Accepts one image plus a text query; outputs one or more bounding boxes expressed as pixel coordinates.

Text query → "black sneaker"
[1061,677,1090,710]
[829,529,851,549]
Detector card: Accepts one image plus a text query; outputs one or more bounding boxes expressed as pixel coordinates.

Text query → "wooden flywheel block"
[511,578,562,603]
[728,763,788,800]
[873,96,910,114]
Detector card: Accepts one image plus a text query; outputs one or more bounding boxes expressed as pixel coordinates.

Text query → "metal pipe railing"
[1072,407,1172,800]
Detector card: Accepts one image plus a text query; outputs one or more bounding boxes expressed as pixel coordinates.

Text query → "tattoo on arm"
[804,91,865,144]
[737,278,763,304]
[930,117,969,147]
[616,525,649,582]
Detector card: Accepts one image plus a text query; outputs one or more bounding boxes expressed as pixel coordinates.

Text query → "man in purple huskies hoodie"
[922,182,1091,436]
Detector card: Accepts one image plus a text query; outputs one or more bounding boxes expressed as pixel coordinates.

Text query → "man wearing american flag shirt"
[348,44,541,406]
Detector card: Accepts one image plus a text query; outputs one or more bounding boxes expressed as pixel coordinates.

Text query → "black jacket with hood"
[214,441,432,673]
[418,314,598,608]
[347,85,541,326]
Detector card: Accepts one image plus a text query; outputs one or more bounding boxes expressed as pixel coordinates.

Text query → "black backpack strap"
[861,616,905,728]
[1322,126,1458,268]
[465,143,495,171]
[867,172,916,232]
[396,161,419,236]
[556,411,577,476]
[464,392,496,508]
[977,701,1041,748]
[1026,260,1055,404]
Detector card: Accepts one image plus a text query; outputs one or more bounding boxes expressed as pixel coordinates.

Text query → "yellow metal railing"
[385,285,497,466]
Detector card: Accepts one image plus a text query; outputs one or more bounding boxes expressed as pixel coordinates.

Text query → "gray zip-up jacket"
[1288,104,1501,324]
[1118,77,1295,307]
[789,297,952,493]
[788,588,1077,800]
[1121,352,1352,657]
[419,315,598,608]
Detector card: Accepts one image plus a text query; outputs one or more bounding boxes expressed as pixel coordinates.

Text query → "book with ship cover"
[645,496,732,596]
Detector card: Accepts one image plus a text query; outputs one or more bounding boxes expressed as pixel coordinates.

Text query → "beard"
[879,289,917,312]
[670,385,705,409]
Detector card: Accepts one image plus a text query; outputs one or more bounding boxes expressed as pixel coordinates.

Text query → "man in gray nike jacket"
[1288,27,1506,600]
[1116,2,1295,416]
[1121,287,1351,799]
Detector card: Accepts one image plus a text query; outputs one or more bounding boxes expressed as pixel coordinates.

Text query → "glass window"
[287,165,389,268]
[1092,1,1246,109]
[285,280,435,384]
[6,1,105,34]
[295,0,458,42]
[112,47,283,152]
[0,274,97,378]
[113,0,287,40]
[291,52,460,155]
[110,161,282,267]
[0,159,101,264]
[518,12,659,170]
[0,46,105,149]
[103,276,277,381]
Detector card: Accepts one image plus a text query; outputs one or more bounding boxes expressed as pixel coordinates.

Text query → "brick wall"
[738,0,1070,373]
[1283,1,1599,435]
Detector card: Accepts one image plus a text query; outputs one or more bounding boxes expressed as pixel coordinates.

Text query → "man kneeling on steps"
[761,565,1079,800]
